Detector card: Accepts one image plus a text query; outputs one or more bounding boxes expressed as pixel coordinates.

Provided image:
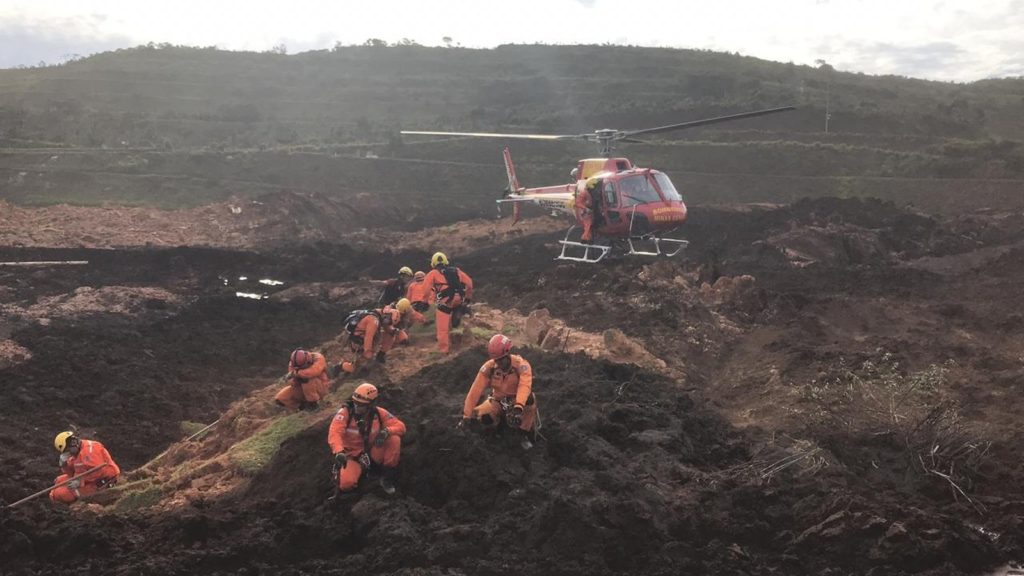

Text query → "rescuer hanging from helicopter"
[576,176,601,243]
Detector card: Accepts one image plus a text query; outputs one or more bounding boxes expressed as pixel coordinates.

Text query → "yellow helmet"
[54,431,75,453]
[431,252,449,267]
[395,298,412,314]
[398,266,413,277]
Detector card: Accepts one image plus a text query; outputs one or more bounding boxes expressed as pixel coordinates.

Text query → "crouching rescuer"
[459,334,539,450]
[327,383,406,495]
[49,431,121,504]
[275,348,330,411]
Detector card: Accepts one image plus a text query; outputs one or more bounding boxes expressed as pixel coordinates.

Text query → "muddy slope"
[2,350,1002,575]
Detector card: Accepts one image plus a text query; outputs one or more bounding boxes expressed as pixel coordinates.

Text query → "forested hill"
[1,44,1022,215]
[1,43,1022,149]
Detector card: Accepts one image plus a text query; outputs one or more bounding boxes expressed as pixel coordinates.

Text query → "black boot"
[380,467,398,495]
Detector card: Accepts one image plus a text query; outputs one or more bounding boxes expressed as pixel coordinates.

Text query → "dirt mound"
[4,198,1024,575]
[0,190,387,249]
[2,285,182,322]
[2,350,1005,575]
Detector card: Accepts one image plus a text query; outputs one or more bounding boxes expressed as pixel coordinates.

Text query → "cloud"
[0,16,135,68]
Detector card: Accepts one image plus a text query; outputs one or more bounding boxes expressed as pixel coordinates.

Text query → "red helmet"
[352,383,379,404]
[487,334,513,359]
[290,349,314,368]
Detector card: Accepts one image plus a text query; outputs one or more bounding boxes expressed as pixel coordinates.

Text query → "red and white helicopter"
[403,106,794,263]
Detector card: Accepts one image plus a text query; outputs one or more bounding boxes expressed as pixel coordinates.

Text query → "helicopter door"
[596,180,617,227]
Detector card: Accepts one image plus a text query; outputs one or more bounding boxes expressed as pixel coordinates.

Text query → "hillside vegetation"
[1,44,1022,214]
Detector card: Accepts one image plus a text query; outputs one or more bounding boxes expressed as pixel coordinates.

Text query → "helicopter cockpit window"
[602,181,617,207]
[653,173,682,202]
[618,174,662,207]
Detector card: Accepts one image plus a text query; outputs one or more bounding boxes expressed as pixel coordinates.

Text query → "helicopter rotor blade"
[401,130,584,141]
[622,106,796,138]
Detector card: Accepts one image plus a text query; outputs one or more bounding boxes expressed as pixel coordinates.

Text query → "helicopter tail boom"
[502,147,523,224]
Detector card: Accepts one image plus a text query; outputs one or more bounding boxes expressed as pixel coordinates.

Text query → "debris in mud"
[0,338,32,369]
[1,286,182,321]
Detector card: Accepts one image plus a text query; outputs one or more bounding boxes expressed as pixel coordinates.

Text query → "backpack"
[438,265,465,300]
[343,309,381,341]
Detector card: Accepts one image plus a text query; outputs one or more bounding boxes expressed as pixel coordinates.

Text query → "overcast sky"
[1,0,1021,82]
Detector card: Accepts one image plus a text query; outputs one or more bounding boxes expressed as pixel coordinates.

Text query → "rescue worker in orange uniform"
[421,252,474,354]
[459,334,538,450]
[328,383,406,495]
[576,177,600,243]
[337,302,416,375]
[406,270,432,313]
[49,431,121,504]
[275,349,330,411]
[379,266,413,307]
[386,298,426,349]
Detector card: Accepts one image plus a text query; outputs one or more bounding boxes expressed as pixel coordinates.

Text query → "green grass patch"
[228,413,309,475]
[179,420,209,437]
[112,481,164,513]
[470,326,495,340]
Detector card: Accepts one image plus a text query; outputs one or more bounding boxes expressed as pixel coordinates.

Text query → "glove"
[67,478,82,490]
[358,452,372,469]
[374,427,390,447]
[507,405,524,427]
[96,477,116,489]
[59,453,71,466]
[375,351,386,364]
[333,453,347,469]
[456,418,468,430]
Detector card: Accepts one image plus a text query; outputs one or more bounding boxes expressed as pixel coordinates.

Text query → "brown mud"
[2,198,1023,575]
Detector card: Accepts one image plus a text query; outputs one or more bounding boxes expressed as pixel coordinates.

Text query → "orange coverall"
[49,439,121,504]
[422,267,474,353]
[386,307,426,349]
[275,352,330,410]
[406,277,433,313]
[341,311,382,374]
[575,180,596,242]
[463,354,537,432]
[327,404,406,491]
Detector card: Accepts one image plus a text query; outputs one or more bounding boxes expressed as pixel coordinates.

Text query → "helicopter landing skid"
[556,226,612,263]
[626,235,689,258]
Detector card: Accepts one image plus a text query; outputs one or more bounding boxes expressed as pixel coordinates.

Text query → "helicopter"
[402,106,795,263]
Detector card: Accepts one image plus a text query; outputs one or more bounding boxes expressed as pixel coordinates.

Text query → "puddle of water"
[258,278,284,286]
[235,292,267,300]
[239,276,248,281]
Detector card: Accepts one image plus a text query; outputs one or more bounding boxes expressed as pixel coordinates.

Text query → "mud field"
[2,198,1024,575]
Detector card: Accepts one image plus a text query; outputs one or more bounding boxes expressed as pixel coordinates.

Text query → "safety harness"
[435,265,465,312]
[343,309,383,346]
